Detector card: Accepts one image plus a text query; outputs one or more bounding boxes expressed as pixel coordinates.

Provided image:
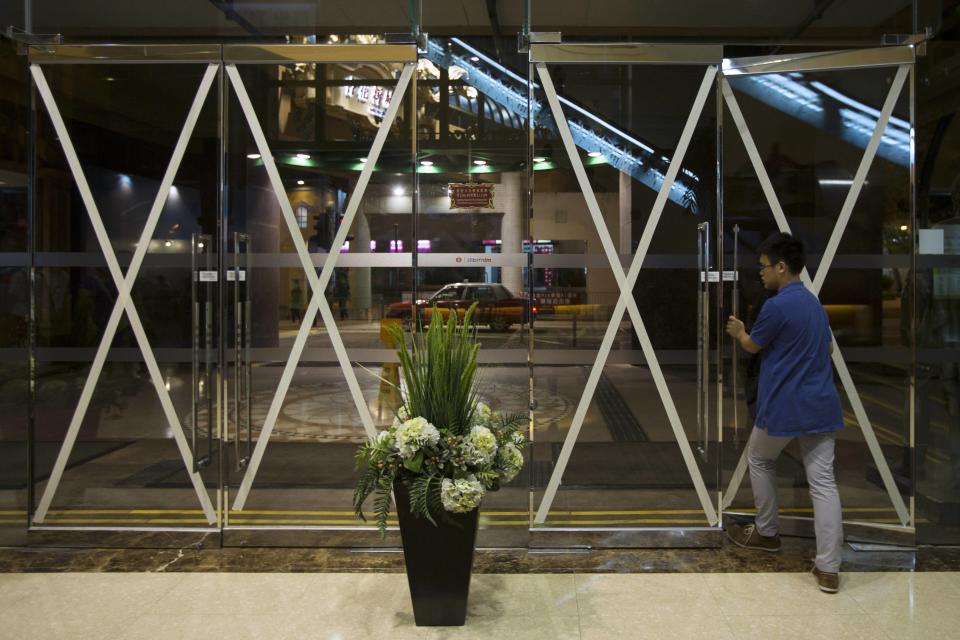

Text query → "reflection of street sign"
[448,182,495,209]
[341,80,393,118]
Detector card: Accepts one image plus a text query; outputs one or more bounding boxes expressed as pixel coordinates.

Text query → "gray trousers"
[747,427,844,573]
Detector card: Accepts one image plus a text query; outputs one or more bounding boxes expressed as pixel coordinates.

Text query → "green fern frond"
[373,485,392,536]
[498,411,529,432]
[408,474,438,526]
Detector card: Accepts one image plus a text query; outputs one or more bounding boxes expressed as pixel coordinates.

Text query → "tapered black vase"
[393,480,479,626]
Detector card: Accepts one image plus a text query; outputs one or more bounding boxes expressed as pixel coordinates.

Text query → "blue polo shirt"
[750,281,843,436]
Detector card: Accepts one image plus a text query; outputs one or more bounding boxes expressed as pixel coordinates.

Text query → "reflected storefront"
[2,2,960,548]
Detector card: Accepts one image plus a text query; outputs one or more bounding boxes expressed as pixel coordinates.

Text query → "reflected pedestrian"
[290,279,304,324]
[724,232,844,593]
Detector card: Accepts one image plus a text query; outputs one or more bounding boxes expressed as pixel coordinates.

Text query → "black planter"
[393,480,479,627]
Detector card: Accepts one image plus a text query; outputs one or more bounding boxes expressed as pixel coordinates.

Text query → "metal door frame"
[719,44,917,544]
[27,45,222,541]
[24,42,420,547]
[528,41,724,547]
[219,43,417,546]
[526,38,918,547]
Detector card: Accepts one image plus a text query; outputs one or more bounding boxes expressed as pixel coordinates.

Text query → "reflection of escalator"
[427,37,910,211]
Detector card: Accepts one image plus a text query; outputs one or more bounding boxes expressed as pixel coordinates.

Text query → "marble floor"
[1,570,958,639]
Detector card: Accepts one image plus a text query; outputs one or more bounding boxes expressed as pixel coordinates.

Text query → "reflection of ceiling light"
[247,153,261,159]
[359,157,368,163]
[533,156,547,163]
[105,77,115,82]
[420,160,433,166]
[296,153,310,159]
[392,186,405,196]
[197,242,205,249]
[164,241,172,247]
[469,56,480,62]
[587,151,602,158]
[473,160,487,166]
[900,224,909,231]
[818,179,867,186]
[297,179,305,185]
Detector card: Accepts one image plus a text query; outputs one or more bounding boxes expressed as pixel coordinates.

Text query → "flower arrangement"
[354,304,527,534]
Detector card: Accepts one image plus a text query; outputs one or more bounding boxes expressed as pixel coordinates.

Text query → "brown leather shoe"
[812,566,840,593]
[726,523,781,552]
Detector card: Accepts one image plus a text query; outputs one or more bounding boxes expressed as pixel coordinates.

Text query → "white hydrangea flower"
[473,401,492,427]
[510,431,526,447]
[394,416,440,459]
[373,429,394,450]
[440,475,485,513]
[496,442,524,483]
[463,425,498,466]
[397,405,410,422]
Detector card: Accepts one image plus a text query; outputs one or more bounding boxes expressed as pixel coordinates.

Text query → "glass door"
[220,43,417,545]
[28,45,222,537]
[718,45,917,544]
[527,42,724,546]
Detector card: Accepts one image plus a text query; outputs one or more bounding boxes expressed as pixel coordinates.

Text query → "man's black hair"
[758,232,805,275]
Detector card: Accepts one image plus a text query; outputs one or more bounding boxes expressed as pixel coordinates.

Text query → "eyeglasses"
[758,262,775,273]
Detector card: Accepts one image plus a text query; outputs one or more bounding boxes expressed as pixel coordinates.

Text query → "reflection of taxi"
[386,282,530,331]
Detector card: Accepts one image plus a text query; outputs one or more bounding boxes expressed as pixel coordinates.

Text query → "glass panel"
[531,61,719,529]
[224,56,415,531]
[915,39,960,545]
[416,37,531,544]
[722,66,912,532]
[32,62,219,527]
[0,38,28,542]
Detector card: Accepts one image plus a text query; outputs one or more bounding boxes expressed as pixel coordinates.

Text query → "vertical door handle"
[696,222,710,462]
[731,224,741,450]
[192,233,213,472]
[233,232,252,470]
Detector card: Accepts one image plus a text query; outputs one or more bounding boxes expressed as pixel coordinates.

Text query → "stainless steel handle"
[191,233,213,473]
[696,222,710,462]
[233,232,252,471]
[731,224,741,450]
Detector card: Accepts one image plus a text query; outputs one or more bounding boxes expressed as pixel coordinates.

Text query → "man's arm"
[725,316,762,354]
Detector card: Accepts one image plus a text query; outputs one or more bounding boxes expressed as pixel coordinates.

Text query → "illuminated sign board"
[448,183,495,209]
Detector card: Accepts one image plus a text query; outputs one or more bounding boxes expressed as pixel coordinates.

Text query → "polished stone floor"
[1,570,959,639]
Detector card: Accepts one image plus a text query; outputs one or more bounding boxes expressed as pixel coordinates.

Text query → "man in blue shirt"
[725,232,844,593]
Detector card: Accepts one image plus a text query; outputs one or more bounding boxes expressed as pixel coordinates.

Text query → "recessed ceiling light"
[296,179,305,185]
[587,151,602,158]
[469,56,480,62]
[393,186,405,196]
[473,160,487,166]
[359,157,368,163]
[247,153,261,160]
[296,153,311,160]
[533,156,547,163]
[164,241,172,247]
[420,160,434,166]
[900,224,909,231]
[105,77,115,82]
